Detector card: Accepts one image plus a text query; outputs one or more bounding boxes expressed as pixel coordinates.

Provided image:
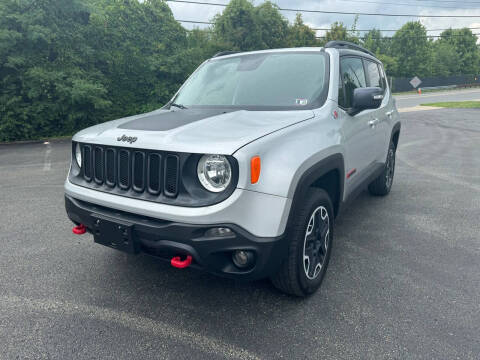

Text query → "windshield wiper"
[170,102,188,110]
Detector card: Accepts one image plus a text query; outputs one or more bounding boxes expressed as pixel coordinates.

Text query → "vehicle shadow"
[63,189,393,356]
[89,190,379,309]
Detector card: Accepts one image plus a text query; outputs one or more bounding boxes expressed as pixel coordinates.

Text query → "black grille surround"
[69,142,238,208]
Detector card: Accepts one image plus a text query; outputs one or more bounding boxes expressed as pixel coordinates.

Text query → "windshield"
[173,52,328,109]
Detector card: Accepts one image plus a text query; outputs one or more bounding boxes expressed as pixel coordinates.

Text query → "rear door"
[338,56,377,196]
[364,59,388,162]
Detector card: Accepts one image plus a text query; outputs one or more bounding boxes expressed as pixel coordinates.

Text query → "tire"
[271,189,334,297]
[368,140,396,196]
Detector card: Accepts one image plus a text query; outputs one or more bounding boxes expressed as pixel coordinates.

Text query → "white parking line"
[398,106,439,113]
[0,295,261,360]
[43,142,52,171]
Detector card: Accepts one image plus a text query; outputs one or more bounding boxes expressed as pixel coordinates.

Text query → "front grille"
[81,145,180,198]
[93,146,104,184]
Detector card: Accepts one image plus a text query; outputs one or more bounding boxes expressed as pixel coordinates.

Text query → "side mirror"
[351,87,384,115]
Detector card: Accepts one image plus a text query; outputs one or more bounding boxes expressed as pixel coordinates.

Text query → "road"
[394,88,480,108]
[0,109,479,359]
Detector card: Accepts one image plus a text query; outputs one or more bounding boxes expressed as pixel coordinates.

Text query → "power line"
[312,27,480,32]
[388,0,480,3]
[167,0,480,18]
[316,34,480,39]
[335,0,480,9]
[176,20,480,33]
[177,19,213,24]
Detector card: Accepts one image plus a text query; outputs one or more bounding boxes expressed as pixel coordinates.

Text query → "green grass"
[420,101,480,109]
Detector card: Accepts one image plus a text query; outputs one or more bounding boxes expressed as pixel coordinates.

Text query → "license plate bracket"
[92,214,138,254]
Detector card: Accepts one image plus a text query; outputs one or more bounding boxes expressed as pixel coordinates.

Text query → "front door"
[338,56,377,197]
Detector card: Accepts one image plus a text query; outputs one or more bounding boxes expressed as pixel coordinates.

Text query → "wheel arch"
[287,153,345,229]
[391,122,401,150]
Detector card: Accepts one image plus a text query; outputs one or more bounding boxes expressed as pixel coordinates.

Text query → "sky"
[166,0,480,39]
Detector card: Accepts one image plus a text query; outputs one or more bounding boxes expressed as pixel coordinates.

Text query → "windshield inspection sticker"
[295,99,308,106]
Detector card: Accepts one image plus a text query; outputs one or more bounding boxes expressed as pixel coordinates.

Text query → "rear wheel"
[271,189,334,297]
[368,140,396,196]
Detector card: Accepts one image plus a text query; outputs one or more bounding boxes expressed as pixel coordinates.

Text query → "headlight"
[75,143,82,167]
[197,154,232,192]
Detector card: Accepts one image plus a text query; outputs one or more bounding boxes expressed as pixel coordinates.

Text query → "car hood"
[72,108,315,154]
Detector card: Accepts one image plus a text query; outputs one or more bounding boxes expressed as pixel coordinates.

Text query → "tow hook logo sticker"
[117,135,138,144]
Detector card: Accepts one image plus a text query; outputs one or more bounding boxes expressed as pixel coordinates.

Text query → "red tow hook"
[171,255,193,269]
[72,224,86,235]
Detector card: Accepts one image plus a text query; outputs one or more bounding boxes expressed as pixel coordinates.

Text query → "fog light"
[232,250,254,268]
[204,227,233,238]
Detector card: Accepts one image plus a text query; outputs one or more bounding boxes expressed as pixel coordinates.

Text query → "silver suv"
[65,41,400,296]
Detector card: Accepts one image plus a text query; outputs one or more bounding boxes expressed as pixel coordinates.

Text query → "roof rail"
[325,41,375,58]
[213,51,240,58]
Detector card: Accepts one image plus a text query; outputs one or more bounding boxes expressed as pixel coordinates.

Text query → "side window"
[338,71,346,108]
[365,60,382,89]
[339,57,367,108]
[378,64,387,90]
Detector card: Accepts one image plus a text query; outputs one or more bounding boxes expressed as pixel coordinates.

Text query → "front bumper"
[65,195,288,280]
[65,179,291,238]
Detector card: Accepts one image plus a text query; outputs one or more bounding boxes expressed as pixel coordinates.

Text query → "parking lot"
[0,107,479,359]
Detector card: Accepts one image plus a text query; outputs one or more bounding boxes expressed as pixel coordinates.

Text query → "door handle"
[369,118,379,127]
[386,110,394,117]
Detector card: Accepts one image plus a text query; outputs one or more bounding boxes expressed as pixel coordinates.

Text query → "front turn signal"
[251,156,261,184]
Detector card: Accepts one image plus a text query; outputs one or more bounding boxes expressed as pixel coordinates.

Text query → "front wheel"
[271,189,334,297]
[368,140,396,196]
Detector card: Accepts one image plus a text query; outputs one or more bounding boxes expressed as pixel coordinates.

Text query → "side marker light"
[251,156,261,184]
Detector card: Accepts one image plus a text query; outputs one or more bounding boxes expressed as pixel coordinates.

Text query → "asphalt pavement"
[0,107,479,359]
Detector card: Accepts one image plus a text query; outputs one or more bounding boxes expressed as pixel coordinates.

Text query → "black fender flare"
[286,153,345,229]
[390,121,401,148]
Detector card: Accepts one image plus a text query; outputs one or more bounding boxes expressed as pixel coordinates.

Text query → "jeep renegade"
[65,41,400,296]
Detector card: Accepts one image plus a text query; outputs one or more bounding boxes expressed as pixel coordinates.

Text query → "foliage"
[254,2,290,49]
[438,28,480,75]
[324,20,360,45]
[286,14,317,47]
[213,0,262,51]
[430,41,462,76]
[391,21,432,78]
[1,0,480,142]
[0,0,110,141]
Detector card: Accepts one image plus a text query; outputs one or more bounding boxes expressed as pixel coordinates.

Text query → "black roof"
[325,41,380,62]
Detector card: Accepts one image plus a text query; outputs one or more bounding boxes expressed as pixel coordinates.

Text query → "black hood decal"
[118,108,235,131]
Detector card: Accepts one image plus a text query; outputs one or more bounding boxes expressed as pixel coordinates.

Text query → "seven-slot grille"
[81,144,179,197]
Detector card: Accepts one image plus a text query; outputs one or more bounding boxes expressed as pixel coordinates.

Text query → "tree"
[86,0,188,117]
[391,21,432,78]
[0,0,110,141]
[438,28,480,75]
[254,1,289,49]
[213,0,262,51]
[286,14,317,48]
[363,29,390,54]
[0,0,188,142]
[324,20,360,45]
[377,54,398,77]
[430,41,461,76]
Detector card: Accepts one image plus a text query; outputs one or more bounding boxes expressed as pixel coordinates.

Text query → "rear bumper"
[65,195,288,280]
